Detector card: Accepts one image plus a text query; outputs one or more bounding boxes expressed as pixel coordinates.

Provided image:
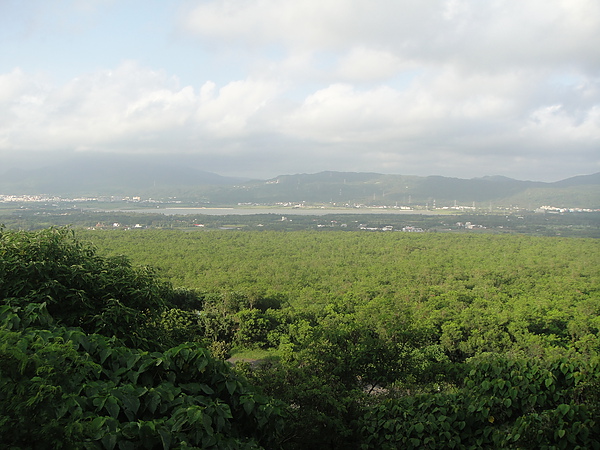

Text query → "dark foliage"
[0,228,287,449]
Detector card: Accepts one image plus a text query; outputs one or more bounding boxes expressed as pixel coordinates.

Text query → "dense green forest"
[0,228,287,449]
[1,203,599,237]
[2,228,599,448]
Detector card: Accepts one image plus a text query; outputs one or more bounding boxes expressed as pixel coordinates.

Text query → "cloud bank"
[0,0,599,181]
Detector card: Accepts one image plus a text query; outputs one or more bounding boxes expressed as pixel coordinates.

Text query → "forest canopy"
[1,227,599,448]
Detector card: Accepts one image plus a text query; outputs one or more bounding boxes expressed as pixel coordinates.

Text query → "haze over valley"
[1,154,599,210]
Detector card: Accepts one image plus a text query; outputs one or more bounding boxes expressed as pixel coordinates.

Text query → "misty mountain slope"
[1,162,598,208]
[0,156,244,195]
[511,173,600,209]
[501,185,600,209]
[218,172,599,208]
[552,172,600,188]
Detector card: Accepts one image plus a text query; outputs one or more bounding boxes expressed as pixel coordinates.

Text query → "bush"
[0,228,287,448]
[358,354,600,449]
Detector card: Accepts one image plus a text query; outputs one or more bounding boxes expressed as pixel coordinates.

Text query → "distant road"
[108,207,444,216]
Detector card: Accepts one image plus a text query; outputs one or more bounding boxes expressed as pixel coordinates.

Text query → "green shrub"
[359,354,600,449]
[0,228,287,448]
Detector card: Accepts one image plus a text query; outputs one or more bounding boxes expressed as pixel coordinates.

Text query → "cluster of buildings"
[358,224,424,232]
[89,222,145,230]
[536,205,600,213]
[0,194,144,203]
[1,194,64,202]
[455,221,486,230]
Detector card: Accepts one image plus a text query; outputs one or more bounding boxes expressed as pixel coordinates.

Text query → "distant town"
[1,193,599,214]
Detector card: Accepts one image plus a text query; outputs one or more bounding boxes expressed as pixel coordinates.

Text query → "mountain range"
[1,156,598,209]
[209,171,600,209]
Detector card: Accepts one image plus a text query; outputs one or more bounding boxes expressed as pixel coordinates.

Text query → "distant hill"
[0,155,245,196]
[1,157,598,209]
[206,171,600,209]
[552,172,600,187]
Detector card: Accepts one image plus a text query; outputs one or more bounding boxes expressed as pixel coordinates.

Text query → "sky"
[0,0,599,182]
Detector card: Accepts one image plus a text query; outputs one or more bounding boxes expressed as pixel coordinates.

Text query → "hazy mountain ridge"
[229,171,598,208]
[1,158,598,208]
[1,156,246,195]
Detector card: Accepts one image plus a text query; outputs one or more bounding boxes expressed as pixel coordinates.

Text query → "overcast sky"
[1,0,599,181]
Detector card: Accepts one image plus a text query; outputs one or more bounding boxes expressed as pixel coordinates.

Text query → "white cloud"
[0,62,285,154]
[182,0,600,73]
[182,0,360,50]
[282,67,542,146]
[1,62,196,152]
[0,69,29,103]
[1,55,598,180]
[283,84,404,142]
[195,79,283,136]
[334,46,409,83]
[521,104,600,148]
[1,1,599,180]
